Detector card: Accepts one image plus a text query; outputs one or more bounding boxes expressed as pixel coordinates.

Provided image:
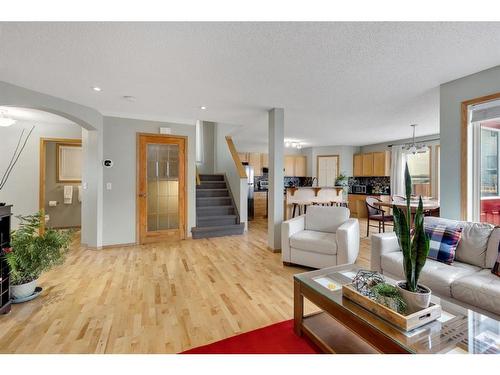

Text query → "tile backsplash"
[348,176,390,194]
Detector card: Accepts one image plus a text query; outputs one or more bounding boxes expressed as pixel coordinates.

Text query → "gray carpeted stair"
[192,174,245,239]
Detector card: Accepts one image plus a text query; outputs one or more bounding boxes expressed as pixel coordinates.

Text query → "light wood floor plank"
[0,218,383,353]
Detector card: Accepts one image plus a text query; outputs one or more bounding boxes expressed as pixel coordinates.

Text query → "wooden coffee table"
[294,264,500,354]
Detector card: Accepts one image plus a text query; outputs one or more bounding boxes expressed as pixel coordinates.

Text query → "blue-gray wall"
[440,65,500,220]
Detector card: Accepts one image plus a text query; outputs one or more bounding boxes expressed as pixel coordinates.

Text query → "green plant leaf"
[393,205,413,289]
[412,197,430,286]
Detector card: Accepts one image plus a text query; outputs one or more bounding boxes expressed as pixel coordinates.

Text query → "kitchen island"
[284,186,346,219]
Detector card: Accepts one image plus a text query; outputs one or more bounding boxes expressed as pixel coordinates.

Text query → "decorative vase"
[396,281,432,313]
[11,279,37,300]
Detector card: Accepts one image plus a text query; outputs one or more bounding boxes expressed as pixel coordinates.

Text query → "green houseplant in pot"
[393,164,431,313]
[5,212,72,300]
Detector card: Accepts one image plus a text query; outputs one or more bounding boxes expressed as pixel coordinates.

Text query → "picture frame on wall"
[56,143,82,183]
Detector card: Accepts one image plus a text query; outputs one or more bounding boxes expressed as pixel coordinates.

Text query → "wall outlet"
[106,182,112,190]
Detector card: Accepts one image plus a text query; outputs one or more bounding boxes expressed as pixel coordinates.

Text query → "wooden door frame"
[136,132,187,244]
[316,155,340,185]
[39,137,82,234]
[460,92,500,220]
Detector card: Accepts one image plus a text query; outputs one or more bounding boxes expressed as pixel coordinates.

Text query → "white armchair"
[282,206,359,269]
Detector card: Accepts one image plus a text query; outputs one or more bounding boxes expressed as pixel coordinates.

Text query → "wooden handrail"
[195,165,201,186]
[225,136,247,178]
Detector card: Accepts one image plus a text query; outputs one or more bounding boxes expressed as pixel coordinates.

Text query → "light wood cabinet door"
[249,152,262,176]
[261,153,269,169]
[362,153,374,176]
[373,151,390,176]
[294,156,307,177]
[353,154,363,177]
[284,156,295,176]
[238,152,249,163]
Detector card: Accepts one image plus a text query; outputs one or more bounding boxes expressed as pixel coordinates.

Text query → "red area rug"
[181,319,321,354]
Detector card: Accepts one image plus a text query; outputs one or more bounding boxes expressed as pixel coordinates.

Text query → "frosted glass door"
[147,144,179,231]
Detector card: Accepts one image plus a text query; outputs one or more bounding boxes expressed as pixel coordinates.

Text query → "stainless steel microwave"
[351,185,366,194]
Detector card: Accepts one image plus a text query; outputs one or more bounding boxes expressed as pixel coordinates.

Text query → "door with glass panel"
[137,134,186,243]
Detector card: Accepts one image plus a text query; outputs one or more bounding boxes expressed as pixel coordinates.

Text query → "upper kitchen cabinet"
[362,153,374,176]
[261,153,269,169]
[294,155,307,177]
[284,155,295,176]
[373,151,390,176]
[353,151,390,176]
[353,154,363,176]
[284,155,307,177]
[238,152,249,163]
[248,152,263,176]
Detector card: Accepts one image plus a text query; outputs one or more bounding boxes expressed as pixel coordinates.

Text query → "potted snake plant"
[4,212,72,301]
[393,164,431,313]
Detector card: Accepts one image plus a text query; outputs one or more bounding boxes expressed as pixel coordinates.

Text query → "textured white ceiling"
[1,22,500,148]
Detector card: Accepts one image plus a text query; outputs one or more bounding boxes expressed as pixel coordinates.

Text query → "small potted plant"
[4,212,72,301]
[393,164,431,313]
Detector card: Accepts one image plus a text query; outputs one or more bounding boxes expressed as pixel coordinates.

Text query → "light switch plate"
[106,182,112,190]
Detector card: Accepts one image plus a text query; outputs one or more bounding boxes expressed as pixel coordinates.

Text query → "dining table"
[374,199,440,226]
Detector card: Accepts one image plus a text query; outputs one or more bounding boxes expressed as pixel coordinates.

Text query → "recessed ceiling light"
[92,86,102,92]
[123,95,136,102]
[200,106,207,110]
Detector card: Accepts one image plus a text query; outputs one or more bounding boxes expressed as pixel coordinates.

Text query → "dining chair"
[365,197,394,237]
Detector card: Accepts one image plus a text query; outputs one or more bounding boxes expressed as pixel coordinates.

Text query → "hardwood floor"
[0,218,386,353]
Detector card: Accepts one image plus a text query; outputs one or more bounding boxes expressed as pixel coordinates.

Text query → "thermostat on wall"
[103,159,114,168]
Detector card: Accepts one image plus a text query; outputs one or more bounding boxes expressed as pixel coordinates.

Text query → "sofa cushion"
[381,251,480,297]
[290,230,337,255]
[305,206,349,233]
[451,269,500,316]
[425,223,462,264]
[424,217,494,268]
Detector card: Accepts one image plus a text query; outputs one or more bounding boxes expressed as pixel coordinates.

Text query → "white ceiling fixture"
[403,124,429,154]
[0,110,16,127]
[92,86,102,92]
[123,95,136,102]
[200,106,207,110]
[2,23,500,147]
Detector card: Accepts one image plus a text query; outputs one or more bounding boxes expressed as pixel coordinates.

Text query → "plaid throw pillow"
[493,242,500,277]
[424,224,462,265]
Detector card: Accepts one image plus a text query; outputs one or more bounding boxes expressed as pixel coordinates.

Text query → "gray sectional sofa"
[371,216,500,319]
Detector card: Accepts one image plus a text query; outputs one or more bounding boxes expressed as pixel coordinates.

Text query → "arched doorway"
[0,82,104,249]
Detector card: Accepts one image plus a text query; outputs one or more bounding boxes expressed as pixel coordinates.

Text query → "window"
[406,149,431,197]
[480,127,499,197]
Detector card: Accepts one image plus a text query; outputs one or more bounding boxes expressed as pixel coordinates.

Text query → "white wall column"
[268,108,284,250]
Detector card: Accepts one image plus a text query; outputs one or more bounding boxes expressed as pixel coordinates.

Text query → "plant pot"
[396,281,432,313]
[11,279,37,300]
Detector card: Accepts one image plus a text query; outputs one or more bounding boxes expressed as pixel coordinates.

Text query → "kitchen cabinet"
[284,155,307,177]
[284,156,296,176]
[353,154,363,177]
[373,151,390,176]
[353,151,390,177]
[294,156,307,177]
[362,153,374,176]
[249,152,262,176]
[254,191,267,218]
[261,153,269,169]
[238,152,249,163]
[348,194,391,218]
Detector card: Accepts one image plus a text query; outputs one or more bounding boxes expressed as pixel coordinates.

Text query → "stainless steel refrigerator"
[244,163,254,220]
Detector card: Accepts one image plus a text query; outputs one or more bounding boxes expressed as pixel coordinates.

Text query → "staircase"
[191,174,245,239]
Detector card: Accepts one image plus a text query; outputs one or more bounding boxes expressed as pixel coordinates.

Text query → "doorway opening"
[40,138,82,231]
